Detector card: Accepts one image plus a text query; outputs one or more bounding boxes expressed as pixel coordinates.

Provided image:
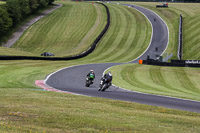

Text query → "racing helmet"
[108,71,112,76]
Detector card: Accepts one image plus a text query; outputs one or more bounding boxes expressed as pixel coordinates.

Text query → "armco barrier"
[0,2,110,61]
[178,15,183,60]
[142,59,200,68]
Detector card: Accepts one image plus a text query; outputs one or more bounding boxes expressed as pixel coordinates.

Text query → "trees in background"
[0,6,12,34]
[0,0,54,35]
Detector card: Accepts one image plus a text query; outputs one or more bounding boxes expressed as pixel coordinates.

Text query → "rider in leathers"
[102,71,112,86]
[87,70,95,83]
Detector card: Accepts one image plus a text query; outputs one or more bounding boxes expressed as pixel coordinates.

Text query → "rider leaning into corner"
[103,71,112,86]
[98,71,113,91]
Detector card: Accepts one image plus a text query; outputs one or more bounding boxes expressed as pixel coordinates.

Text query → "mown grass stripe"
[102,6,130,62]
[85,4,151,63]
[109,63,200,100]
[183,15,200,59]
[72,4,101,53]
[13,2,102,57]
[110,16,135,62]
[160,67,197,96]
[87,4,121,62]
[121,65,164,93]
[97,6,125,59]
[174,67,200,94]
[149,67,181,94]
[185,15,200,26]
[1,2,200,131]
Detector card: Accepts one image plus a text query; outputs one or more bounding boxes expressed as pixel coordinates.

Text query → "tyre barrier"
[0,2,110,61]
[141,59,200,68]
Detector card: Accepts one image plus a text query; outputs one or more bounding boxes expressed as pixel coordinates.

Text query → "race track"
[45,4,200,113]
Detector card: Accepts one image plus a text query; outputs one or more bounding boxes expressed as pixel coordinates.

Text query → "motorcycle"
[85,78,93,87]
[98,78,111,91]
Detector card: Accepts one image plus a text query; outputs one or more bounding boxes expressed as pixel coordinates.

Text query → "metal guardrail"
[178,14,183,60]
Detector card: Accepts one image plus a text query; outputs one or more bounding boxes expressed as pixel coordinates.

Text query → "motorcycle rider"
[87,70,95,84]
[101,71,112,87]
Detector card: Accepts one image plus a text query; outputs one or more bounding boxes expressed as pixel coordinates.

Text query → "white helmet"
[108,71,112,76]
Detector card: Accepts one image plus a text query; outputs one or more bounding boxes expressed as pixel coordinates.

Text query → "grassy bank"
[124,2,200,60]
[1,1,152,61]
[13,1,106,57]
[109,63,200,101]
[183,14,200,60]
[0,60,76,89]
[0,60,200,132]
[82,3,151,63]
[0,1,200,132]
[1,85,200,132]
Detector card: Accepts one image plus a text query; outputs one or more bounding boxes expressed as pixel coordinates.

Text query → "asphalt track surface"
[46,4,200,113]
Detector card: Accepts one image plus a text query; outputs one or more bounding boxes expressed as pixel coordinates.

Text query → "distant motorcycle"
[98,78,111,91]
[85,78,93,87]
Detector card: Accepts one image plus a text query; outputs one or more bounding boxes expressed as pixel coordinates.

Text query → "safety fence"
[178,14,183,60]
[0,2,110,61]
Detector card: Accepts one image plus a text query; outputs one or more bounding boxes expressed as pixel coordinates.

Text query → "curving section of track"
[128,4,169,63]
[45,4,200,113]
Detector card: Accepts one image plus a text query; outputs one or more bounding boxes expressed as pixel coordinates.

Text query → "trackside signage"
[185,60,200,64]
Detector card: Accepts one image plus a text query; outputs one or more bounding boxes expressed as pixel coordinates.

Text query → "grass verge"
[1,86,200,132]
[109,63,200,101]
[123,2,200,60]
[0,1,200,132]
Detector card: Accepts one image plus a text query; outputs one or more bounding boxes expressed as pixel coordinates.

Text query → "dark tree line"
[0,0,54,35]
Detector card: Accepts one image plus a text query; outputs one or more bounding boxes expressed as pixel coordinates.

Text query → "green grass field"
[0,60,200,132]
[84,4,151,63]
[0,1,200,132]
[3,1,151,61]
[183,14,200,60]
[109,63,200,101]
[124,2,200,60]
[1,85,200,132]
[13,1,107,57]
